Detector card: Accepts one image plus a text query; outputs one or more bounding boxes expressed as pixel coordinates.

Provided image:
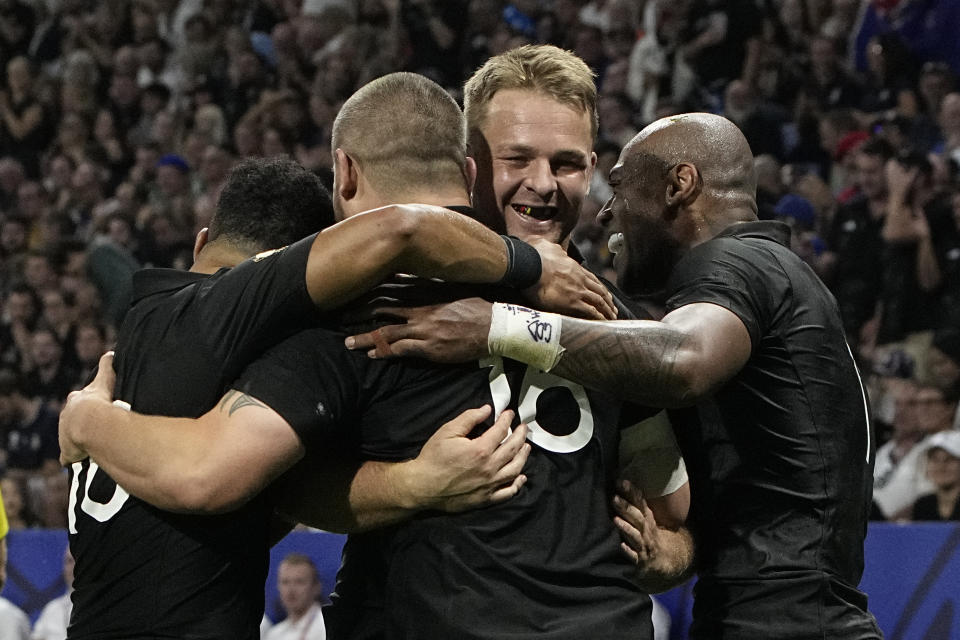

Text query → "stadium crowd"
[1,0,960,633]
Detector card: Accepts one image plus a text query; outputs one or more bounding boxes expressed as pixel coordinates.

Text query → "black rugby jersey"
[665,221,881,639]
[67,234,320,640]
[235,317,656,640]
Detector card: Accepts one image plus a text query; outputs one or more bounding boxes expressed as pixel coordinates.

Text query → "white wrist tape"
[488,302,565,372]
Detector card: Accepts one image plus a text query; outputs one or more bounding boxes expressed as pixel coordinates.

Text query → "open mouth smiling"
[511,203,558,221]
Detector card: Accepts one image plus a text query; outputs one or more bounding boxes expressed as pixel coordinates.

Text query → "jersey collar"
[131,268,210,304]
[714,220,791,248]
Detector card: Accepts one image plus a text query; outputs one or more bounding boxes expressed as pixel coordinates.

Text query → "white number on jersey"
[68,461,131,533]
[482,356,594,453]
[67,399,133,533]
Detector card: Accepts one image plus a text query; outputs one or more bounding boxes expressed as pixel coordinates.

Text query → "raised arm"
[304,204,616,319]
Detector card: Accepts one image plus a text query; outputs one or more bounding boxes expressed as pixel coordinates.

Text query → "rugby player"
[350,113,884,639]
[60,151,608,639]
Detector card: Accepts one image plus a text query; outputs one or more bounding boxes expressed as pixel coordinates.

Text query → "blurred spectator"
[872,379,934,520]
[33,470,67,528]
[876,152,940,344]
[92,108,132,191]
[39,289,77,365]
[754,154,784,221]
[0,368,59,476]
[0,56,51,178]
[799,35,862,112]
[927,329,960,392]
[680,0,762,94]
[21,250,57,295]
[722,79,786,159]
[858,33,918,123]
[72,321,107,389]
[0,157,25,211]
[852,0,960,78]
[149,153,193,230]
[265,553,326,640]
[822,137,895,349]
[934,92,960,166]
[773,193,823,268]
[913,62,956,152]
[0,523,27,639]
[0,0,35,61]
[31,546,73,640]
[22,325,76,408]
[0,283,38,370]
[911,430,960,521]
[0,475,35,529]
[819,111,868,198]
[596,92,637,148]
[0,215,29,265]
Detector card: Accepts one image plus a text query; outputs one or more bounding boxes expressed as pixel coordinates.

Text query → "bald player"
[348,113,883,639]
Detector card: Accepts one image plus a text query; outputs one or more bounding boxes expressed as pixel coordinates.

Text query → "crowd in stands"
[1,0,959,540]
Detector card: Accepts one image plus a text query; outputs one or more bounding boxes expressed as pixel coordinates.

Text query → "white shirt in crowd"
[31,592,71,640]
[0,596,29,640]
[263,603,325,640]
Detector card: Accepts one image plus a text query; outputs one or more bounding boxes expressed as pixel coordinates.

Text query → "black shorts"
[690,575,882,640]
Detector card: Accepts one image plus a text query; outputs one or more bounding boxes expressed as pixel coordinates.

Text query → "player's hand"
[59,351,116,465]
[345,297,493,361]
[525,238,617,320]
[406,406,530,512]
[613,480,665,574]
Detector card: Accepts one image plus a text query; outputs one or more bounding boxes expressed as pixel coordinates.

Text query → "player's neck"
[371,189,471,210]
[190,243,253,275]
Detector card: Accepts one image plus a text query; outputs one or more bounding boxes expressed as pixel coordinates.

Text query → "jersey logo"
[252,246,287,262]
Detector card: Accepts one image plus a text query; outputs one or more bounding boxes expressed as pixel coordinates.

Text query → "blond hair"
[463,45,598,140]
[332,72,467,201]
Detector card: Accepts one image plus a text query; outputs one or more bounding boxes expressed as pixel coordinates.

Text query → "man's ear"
[665,162,702,210]
[464,156,477,194]
[193,227,209,263]
[334,148,358,202]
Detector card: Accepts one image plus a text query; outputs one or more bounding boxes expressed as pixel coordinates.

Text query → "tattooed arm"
[346,301,751,407]
[59,353,530,521]
[59,354,304,513]
[549,303,752,408]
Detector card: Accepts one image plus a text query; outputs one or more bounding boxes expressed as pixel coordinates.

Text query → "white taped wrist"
[487,302,565,372]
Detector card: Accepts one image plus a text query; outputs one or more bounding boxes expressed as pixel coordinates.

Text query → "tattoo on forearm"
[219,390,268,416]
[554,319,689,405]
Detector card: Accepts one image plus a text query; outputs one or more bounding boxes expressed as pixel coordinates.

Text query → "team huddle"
[58,45,883,640]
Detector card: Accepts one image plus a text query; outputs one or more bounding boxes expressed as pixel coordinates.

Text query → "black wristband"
[497,235,542,289]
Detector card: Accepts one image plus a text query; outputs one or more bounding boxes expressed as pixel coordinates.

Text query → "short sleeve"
[618,410,688,498]
[665,237,777,348]
[198,233,323,364]
[235,328,358,452]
